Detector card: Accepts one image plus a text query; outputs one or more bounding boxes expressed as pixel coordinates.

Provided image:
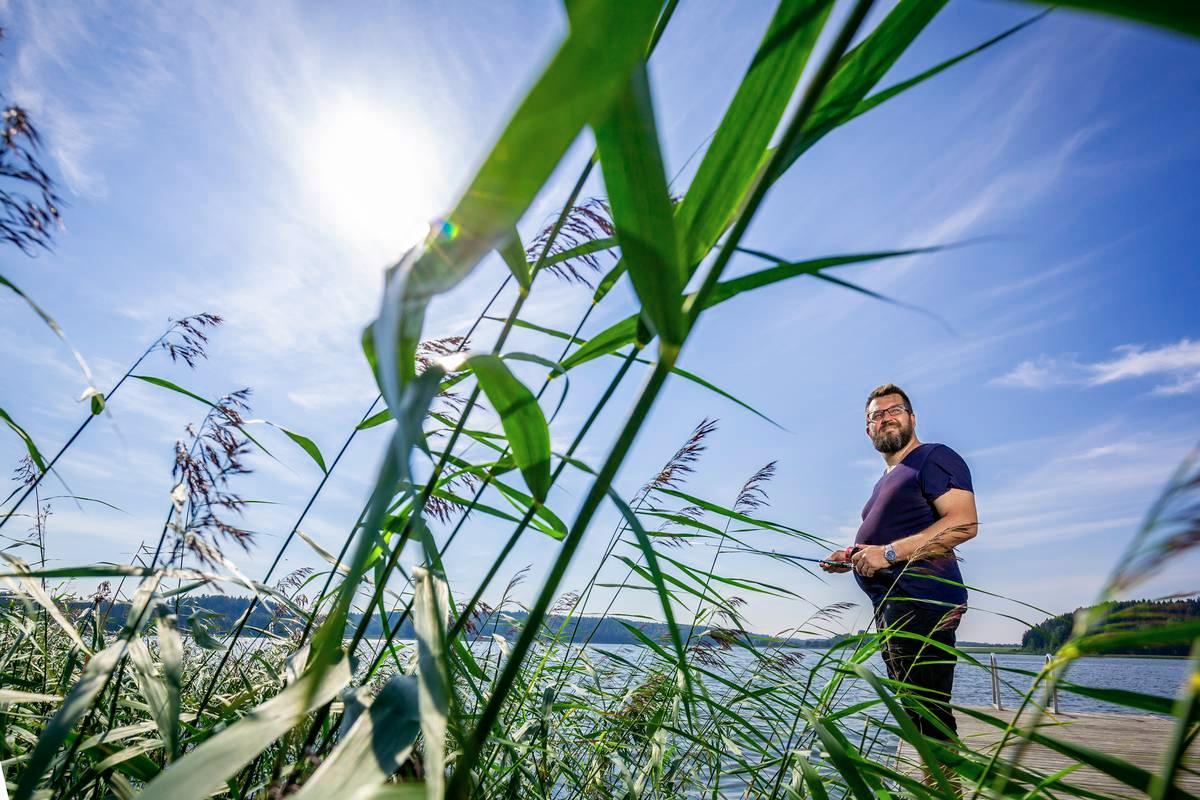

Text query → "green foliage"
[1022,599,1200,656]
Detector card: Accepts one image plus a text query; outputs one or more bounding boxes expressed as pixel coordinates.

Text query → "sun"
[300,93,442,257]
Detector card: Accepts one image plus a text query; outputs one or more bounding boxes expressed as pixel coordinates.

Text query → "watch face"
[885,546,896,563]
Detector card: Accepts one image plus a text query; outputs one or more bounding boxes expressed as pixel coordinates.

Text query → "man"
[822,383,978,740]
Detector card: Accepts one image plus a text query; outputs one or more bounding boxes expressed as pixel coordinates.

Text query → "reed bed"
[1,1,1198,799]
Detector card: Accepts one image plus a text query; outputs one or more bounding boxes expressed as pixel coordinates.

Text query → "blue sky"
[1,0,1198,643]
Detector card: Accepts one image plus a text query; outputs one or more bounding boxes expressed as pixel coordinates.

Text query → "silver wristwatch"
[884,544,898,564]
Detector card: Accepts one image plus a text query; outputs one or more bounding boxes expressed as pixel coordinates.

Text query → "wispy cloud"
[7,4,174,196]
[1091,340,1200,394]
[973,429,1184,557]
[994,338,1200,395]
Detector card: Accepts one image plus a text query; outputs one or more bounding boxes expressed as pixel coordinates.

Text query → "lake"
[359,637,1193,716]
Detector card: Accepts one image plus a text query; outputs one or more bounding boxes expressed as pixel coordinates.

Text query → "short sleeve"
[919,445,973,502]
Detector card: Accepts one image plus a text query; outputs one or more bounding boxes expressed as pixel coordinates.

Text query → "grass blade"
[14,642,123,800]
[137,654,352,800]
[1033,1,1199,38]
[467,354,552,501]
[853,663,954,795]
[1,272,95,392]
[1150,641,1200,800]
[591,61,687,347]
[777,0,950,173]
[412,567,451,800]
[676,0,833,267]
[291,675,420,800]
[370,0,662,397]
[499,226,532,291]
[0,405,48,473]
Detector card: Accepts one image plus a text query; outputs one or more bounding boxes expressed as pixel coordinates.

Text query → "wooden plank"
[893,706,1200,796]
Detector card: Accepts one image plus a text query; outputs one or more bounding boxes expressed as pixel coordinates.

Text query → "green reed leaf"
[0,554,91,655]
[1150,642,1200,800]
[654,487,820,541]
[592,61,687,348]
[853,663,954,795]
[307,366,444,686]
[130,375,275,458]
[958,705,1195,799]
[1067,619,1200,656]
[848,12,1046,125]
[545,236,617,270]
[676,0,833,268]
[1,272,95,393]
[291,675,420,800]
[559,316,640,371]
[277,426,327,473]
[466,354,551,502]
[14,641,124,800]
[138,654,351,800]
[370,0,661,401]
[812,720,883,800]
[1033,1,1199,38]
[356,408,392,430]
[492,479,567,539]
[775,0,951,175]
[0,405,48,473]
[798,756,831,800]
[156,612,184,761]
[413,567,451,800]
[245,418,330,472]
[0,690,62,705]
[609,489,695,706]
[498,226,532,291]
[131,374,215,408]
[565,245,954,372]
[667,363,783,428]
[1055,682,1178,716]
[128,638,176,764]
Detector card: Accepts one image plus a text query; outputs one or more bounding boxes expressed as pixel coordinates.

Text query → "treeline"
[367,608,843,649]
[67,594,300,639]
[55,594,845,648]
[1021,598,1200,656]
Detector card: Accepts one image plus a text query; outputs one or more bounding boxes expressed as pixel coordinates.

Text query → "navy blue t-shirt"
[854,443,972,609]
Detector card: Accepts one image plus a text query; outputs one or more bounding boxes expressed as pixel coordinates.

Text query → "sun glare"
[300,95,441,257]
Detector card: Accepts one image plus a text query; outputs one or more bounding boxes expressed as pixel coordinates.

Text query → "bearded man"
[822,383,978,740]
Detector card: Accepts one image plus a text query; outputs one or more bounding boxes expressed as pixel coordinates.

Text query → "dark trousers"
[874,601,963,740]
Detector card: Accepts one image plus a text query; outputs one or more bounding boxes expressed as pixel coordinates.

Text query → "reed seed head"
[734,461,776,514]
[647,418,718,493]
[160,313,224,368]
[526,197,615,287]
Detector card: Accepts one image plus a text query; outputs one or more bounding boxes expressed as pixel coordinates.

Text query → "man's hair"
[865,383,912,413]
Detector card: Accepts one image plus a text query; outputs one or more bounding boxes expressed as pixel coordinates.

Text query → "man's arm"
[851,489,978,576]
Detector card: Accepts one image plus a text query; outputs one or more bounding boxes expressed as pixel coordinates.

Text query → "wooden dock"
[894,707,1200,797]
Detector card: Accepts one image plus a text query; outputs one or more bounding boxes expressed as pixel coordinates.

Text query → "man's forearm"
[891,514,977,561]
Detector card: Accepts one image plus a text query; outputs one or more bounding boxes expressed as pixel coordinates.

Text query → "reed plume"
[169,388,254,565]
[526,197,615,286]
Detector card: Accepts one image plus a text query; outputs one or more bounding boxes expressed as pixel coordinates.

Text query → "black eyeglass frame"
[865,405,911,424]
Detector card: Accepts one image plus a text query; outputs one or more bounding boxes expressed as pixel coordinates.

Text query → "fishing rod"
[724,545,896,577]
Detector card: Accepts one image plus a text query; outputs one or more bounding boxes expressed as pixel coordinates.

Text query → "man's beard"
[872,422,913,454]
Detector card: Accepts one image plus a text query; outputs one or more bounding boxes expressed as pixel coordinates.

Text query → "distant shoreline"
[960,647,1189,660]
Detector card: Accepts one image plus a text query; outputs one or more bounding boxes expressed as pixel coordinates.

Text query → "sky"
[1,0,1198,644]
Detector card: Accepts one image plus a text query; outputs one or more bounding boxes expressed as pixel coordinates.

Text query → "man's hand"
[820,547,853,573]
[850,544,890,577]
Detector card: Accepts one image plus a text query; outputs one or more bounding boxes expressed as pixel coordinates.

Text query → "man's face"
[865,394,915,454]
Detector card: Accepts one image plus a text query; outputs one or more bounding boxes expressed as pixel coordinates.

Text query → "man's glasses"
[866,405,910,423]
